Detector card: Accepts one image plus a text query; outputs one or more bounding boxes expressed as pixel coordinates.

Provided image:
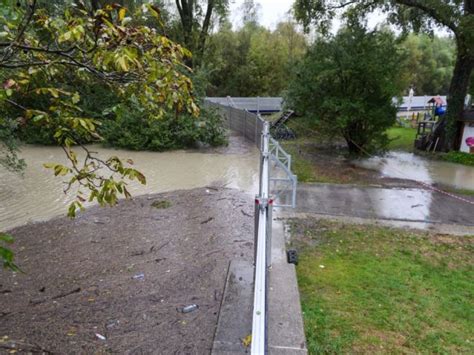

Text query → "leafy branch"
[0,1,200,270]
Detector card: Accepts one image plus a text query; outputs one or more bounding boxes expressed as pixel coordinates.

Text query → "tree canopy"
[294,0,474,150]
[0,0,198,216]
[286,24,405,153]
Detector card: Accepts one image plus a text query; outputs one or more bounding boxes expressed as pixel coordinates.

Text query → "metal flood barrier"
[204,98,297,354]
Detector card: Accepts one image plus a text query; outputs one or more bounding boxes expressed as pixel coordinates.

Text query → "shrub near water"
[442,151,474,167]
[101,101,226,151]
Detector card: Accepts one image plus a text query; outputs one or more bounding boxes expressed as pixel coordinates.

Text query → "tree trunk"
[196,0,215,67]
[445,48,473,150]
[176,0,195,68]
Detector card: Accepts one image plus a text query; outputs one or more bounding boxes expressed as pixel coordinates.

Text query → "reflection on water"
[371,187,432,222]
[355,151,474,191]
[0,140,259,230]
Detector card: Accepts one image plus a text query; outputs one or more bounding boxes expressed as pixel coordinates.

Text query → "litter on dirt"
[132,273,145,280]
[95,333,106,341]
[179,304,199,313]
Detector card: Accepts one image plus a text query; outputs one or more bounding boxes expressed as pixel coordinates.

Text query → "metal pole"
[266,200,273,269]
[292,174,297,208]
[254,195,259,264]
[244,110,247,138]
[251,121,270,355]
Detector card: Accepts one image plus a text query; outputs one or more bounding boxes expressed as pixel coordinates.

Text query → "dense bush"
[100,99,227,151]
[13,73,226,150]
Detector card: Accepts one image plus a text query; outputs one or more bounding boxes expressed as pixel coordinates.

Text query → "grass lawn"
[282,139,337,184]
[387,126,417,151]
[291,219,474,354]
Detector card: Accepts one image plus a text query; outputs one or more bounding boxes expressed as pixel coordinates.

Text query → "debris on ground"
[1,188,253,353]
[95,333,106,341]
[132,273,145,280]
[241,334,252,348]
[151,200,172,209]
[179,304,199,313]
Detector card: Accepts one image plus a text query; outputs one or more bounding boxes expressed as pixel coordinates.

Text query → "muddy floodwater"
[0,136,259,230]
[355,151,474,191]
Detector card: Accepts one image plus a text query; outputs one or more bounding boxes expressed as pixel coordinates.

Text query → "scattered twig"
[0,340,55,354]
[203,249,224,257]
[155,241,170,252]
[200,217,214,224]
[241,209,252,217]
[52,287,81,300]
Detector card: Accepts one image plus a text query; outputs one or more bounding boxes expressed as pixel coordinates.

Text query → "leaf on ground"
[241,334,252,347]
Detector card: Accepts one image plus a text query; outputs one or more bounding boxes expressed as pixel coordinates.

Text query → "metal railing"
[252,121,271,354]
[205,98,297,354]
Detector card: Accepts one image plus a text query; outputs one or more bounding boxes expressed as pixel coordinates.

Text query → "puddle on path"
[0,136,259,230]
[355,151,474,191]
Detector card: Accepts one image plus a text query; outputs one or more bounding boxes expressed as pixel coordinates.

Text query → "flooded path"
[0,135,259,230]
[283,184,474,228]
[355,151,474,191]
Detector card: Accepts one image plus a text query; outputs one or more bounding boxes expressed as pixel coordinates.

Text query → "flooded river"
[355,151,474,191]
[0,136,259,230]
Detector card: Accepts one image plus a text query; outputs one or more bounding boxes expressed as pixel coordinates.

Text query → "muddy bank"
[0,187,254,354]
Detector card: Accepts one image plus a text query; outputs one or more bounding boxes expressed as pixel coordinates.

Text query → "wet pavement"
[355,151,474,191]
[280,184,474,227]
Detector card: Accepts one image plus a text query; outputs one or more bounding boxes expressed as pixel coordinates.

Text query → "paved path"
[280,183,474,226]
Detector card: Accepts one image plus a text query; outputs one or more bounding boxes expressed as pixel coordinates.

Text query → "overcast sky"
[227,0,451,35]
[228,0,294,29]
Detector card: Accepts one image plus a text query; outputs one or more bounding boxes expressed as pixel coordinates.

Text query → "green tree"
[286,25,405,153]
[0,0,198,269]
[294,0,474,150]
[204,20,307,96]
[400,34,456,95]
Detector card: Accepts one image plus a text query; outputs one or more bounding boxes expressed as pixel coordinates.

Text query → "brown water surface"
[0,137,259,230]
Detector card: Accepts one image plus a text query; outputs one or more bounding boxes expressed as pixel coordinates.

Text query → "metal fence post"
[244,110,247,139]
[266,200,273,269]
[254,195,259,264]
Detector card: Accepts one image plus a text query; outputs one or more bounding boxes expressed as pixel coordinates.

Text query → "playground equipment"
[415,96,447,151]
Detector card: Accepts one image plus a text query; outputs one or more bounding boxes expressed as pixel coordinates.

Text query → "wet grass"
[291,219,474,354]
[442,151,474,167]
[387,126,417,151]
[282,140,337,184]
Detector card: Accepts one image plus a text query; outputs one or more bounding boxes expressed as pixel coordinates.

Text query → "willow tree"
[294,0,474,150]
[0,0,198,269]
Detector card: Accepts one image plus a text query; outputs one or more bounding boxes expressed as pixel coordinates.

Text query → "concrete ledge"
[212,260,254,354]
[268,217,307,354]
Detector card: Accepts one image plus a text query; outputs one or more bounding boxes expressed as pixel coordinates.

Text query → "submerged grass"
[442,151,474,167]
[291,219,474,354]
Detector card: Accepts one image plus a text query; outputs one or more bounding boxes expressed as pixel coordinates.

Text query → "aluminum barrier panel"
[203,100,265,148]
[204,98,297,354]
